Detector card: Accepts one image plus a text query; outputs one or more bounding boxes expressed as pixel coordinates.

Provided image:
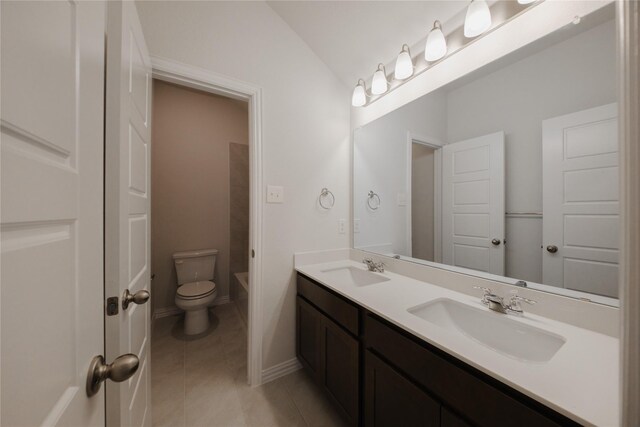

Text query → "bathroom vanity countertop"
[295,260,619,427]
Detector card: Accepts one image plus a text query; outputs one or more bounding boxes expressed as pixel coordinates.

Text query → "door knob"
[546,245,558,253]
[122,289,150,310]
[491,238,501,246]
[86,354,139,397]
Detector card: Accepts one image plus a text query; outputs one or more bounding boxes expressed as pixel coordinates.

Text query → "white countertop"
[295,259,619,427]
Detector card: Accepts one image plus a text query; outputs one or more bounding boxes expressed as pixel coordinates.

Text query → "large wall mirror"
[353,4,618,306]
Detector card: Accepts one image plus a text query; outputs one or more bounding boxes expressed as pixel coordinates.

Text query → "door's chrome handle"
[86,354,139,397]
[491,238,501,246]
[546,245,558,253]
[122,289,150,310]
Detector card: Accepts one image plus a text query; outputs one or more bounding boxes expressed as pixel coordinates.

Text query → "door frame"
[618,0,640,424]
[149,57,264,386]
[405,132,444,262]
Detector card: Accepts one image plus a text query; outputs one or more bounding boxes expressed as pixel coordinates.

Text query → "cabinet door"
[441,407,472,427]
[321,315,360,425]
[365,350,440,427]
[297,296,322,381]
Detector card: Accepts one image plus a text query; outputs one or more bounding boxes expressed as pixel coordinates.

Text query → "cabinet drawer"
[364,314,577,427]
[297,273,359,335]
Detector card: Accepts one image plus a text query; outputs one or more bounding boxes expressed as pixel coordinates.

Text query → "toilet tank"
[172,248,218,285]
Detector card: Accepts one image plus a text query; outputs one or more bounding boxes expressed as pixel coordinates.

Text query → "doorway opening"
[149,58,264,393]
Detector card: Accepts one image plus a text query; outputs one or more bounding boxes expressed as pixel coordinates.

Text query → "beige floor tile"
[282,370,348,427]
[237,378,307,427]
[151,303,348,427]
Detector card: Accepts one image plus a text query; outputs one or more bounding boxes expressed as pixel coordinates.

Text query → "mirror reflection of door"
[542,103,619,298]
[441,132,505,276]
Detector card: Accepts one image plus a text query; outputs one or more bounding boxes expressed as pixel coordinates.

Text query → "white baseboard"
[152,295,232,322]
[261,358,302,384]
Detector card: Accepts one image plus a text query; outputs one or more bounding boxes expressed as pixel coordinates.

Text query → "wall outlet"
[338,219,346,234]
[266,185,284,203]
[354,219,360,233]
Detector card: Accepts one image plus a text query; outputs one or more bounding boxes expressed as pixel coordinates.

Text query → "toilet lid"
[177,281,216,299]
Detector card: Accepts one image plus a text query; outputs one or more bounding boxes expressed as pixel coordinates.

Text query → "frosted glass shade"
[371,66,388,95]
[464,0,492,38]
[517,0,535,4]
[394,47,413,80]
[351,81,366,107]
[425,22,447,62]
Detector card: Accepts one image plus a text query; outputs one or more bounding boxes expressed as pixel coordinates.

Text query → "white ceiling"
[267,1,469,88]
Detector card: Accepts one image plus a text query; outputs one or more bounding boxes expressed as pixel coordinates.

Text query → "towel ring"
[367,190,381,210]
[319,188,335,209]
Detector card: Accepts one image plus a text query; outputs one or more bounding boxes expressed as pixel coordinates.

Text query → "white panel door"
[105,2,152,426]
[1,1,105,426]
[442,132,505,275]
[542,103,618,297]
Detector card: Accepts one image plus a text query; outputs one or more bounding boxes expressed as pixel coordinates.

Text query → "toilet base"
[175,290,217,335]
[184,308,210,335]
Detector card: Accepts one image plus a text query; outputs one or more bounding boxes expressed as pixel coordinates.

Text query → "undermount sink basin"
[319,266,390,287]
[408,298,566,363]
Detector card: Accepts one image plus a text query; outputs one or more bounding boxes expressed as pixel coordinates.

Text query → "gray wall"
[446,19,616,282]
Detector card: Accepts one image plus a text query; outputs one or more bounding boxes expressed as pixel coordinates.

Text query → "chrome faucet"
[473,286,536,316]
[363,258,385,273]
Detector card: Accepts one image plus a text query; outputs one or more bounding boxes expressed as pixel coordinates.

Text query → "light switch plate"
[338,219,346,234]
[267,185,284,203]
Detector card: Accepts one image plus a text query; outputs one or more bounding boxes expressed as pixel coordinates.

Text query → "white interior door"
[442,132,505,275]
[1,1,105,426]
[542,103,618,298]
[105,1,152,426]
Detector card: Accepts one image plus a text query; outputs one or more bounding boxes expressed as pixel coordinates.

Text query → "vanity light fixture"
[464,0,492,38]
[394,44,414,80]
[425,20,447,62]
[350,0,537,108]
[351,79,367,107]
[371,63,389,95]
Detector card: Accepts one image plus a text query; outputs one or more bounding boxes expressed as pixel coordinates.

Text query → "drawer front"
[297,273,359,335]
[364,314,576,427]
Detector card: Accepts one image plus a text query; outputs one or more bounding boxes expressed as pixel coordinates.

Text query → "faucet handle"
[473,286,493,305]
[507,290,536,315]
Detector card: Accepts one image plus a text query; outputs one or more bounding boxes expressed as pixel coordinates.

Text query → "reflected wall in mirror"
[353,5,618,304]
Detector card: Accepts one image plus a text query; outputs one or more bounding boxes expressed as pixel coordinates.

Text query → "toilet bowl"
[173,249,219,335]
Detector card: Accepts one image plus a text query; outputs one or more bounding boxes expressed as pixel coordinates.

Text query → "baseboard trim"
[261,358,302,384]
[152,295,232,322]
[153,306,182,320]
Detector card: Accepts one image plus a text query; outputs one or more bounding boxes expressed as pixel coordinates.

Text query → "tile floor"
[151,303,348,427]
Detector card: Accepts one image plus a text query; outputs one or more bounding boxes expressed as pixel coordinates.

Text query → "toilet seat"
[177,280,216,300]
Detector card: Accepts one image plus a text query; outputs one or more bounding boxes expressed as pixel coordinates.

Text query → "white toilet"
[173,248,219,335]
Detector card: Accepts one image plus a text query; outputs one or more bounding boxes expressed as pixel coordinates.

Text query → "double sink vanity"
[294,251,618,427]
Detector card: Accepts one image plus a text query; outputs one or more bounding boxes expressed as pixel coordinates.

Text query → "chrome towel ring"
[367,190,381,210]
[319,188,335,209]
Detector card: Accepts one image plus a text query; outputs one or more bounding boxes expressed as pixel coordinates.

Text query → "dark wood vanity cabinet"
[296,273,580,427]
[296,276,360,425]
[364,350,441,426]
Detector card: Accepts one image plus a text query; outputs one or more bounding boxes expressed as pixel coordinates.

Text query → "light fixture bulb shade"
[371,68,388,95]
[464,0,492,38]
[351,82,366,107]
[425,25,447,62]
[394,49,413,80]
[517,0,535,3]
